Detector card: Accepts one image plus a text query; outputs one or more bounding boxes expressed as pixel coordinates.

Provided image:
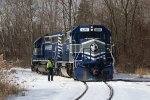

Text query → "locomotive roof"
[34,34,58,44]
[34,37,42,44]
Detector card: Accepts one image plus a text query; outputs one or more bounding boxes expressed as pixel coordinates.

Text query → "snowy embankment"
[7,68,85,100]
[5,68,150,100]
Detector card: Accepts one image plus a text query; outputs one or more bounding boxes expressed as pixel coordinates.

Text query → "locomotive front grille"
[81,39,106,61]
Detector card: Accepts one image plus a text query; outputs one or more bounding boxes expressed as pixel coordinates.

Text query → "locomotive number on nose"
[80,28,90,32]
[45,45,52,50]
[94,28,102,32]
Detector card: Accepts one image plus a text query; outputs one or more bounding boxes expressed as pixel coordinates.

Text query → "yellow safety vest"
[47,60,53,69]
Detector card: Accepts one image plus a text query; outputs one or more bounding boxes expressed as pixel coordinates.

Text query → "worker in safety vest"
[47,58,54,81]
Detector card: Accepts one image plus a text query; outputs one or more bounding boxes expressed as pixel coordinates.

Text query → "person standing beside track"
[47,58,54,81]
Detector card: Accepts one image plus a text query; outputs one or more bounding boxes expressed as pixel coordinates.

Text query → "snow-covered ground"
[5,68,150,100]
[80,82,110,100]
[108,81,150,100]
[7,68,85,100]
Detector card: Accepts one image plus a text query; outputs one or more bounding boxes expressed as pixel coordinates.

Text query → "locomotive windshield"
[74,32,101,43]
[81,33,100,39]
[44,36,57,43]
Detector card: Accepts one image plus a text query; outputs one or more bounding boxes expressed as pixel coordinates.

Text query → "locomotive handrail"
[83,48,91,61]
[73,47,83,61]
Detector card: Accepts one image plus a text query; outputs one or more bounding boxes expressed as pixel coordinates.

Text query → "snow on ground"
[7,68,86,100]
[108,81,150,100]
[80,82,110,100]
[5,68,150,100]
[114,73,150,81]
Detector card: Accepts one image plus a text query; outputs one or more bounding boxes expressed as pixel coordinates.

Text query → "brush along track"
[75,82,88,100]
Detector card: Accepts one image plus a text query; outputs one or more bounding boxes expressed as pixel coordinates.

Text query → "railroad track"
[75,82,88,100]
[104,82,114,100]
[75,81,113,100]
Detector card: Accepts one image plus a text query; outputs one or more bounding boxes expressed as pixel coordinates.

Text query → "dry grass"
[115,64,150,76]
[0,70,26,100]
[115,64,135,73]
[0,54,14,70]
[0,54,27,70]
[0,54,27,99]
[135,67,150,76]
[0,74,26,100]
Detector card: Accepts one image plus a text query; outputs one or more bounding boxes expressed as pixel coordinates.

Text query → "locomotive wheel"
[55,68,61,76]
[31,65,35,71]
[66,63,73,77]
[36,68,40,73]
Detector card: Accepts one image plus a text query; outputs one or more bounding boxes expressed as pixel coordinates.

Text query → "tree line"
[0,0,150,72]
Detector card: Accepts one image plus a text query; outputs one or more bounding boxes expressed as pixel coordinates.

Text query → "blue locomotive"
[31,25,114,81]
[31,34,58,73]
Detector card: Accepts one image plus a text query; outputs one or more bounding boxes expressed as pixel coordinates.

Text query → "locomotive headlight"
[90,43,98,53]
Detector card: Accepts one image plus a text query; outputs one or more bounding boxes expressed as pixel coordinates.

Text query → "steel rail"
[75,82,88,100]
[104,82,114,100]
